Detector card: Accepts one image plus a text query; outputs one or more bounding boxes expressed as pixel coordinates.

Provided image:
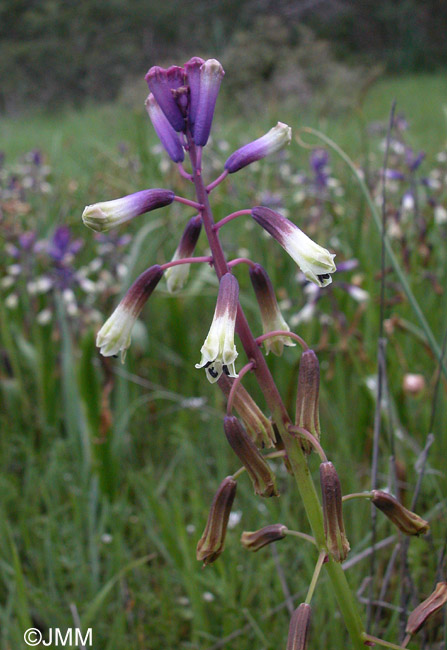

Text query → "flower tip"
[82,205,109,233]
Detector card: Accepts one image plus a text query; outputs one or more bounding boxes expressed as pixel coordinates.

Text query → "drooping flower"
[320,461,350,562]
[224,122,292,173]
[249,263,295,356]
[371,490,429,536]
[193,59,225,147]
[96,265,163,362]
[145,94,185,163]
[223,416,279,498]
[165,215,202,293]
[287,603,312,650]
[82,189,175,233]
[251,206,336,287]
[196,476,237,566]
[241,524,288,551]
[195,273,239,383]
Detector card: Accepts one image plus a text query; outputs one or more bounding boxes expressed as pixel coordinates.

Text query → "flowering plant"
[81,58,439,649]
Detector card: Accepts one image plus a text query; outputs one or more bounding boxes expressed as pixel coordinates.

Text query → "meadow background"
[1,1,447,648]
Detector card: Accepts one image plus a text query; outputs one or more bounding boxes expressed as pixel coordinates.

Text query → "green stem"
[343,492,374,502]
[284,530,317,546]
[305,550,326,603]
[299,127,447,380]
[363,633,410,650]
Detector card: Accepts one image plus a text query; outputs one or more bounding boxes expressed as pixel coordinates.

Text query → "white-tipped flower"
[82,189,174,233]
[252,206,336,287]
[195,273,239,383]
[96,265,163,362]
[249,263,295,356]
[225,122,292,173]
[165,215,202,293]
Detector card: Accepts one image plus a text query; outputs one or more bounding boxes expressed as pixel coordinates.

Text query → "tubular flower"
[184,56,205,136]
[82,189,174,233]
[287,603,312,650]
[145,94,184,163]
[371,490,429,536]
[406,582,447,636]
[96,265,163,362]
[241,524,288,552]
[195,273,239,383]
[320,462,350,562]
[165,215,202,293]
[225,122,292,173]
[251,206,336,287]
[196,476,237,566]
[295,349,321,453]
[223,416,279,497]
[249,263,295,356]
[193,59,225,147]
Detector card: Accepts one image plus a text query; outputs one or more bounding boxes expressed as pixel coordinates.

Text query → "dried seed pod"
[287,603,312,650]
[241,524,288,551]
[295,349,321,454]
[196,476,237,566]
[406,582,447,635]
[371,490,429,536]
[320,462,350,562]
[223,416,279,497]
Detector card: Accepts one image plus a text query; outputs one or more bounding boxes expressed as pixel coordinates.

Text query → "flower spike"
[225,122,292,173]
[195,273,239,383]
[193,59,225,147]
[96,265,163,362]
[82,189,174,233]
[165,215,202,293]
[145,94,185,163]
[145,65,186,132]
[249,263,295,356]
[251,206,336,287]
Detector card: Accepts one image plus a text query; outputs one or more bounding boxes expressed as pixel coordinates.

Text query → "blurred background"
[1,1,447,649]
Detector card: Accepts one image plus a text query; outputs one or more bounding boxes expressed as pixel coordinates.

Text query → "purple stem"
[173,195,204,210]
[160,256,213,271]
[206,169,229,193]
[214,209,252,231]
[255,330,309,351]
[228,257,258,269]
[186,132,290,421]
[177,163,194,181]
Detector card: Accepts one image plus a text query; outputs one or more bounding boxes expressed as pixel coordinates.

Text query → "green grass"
[1,73,447,649]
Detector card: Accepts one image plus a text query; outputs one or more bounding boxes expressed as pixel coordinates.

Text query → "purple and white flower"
[145,94,185,163]
[195,273,239,383]
[82,189,174,232]
[251,206,336,287]
[193,59,225,147]
[96,265,163,361]
[224,122,291,174]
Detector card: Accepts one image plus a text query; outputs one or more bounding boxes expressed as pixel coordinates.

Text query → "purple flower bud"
[184,56,204,135]
[241,524,288,551]
[96,265,163,361]
[287,603,312,650]
[165,215,202,293]
[196,476,237,565]
[145,65,186,132]
[249,263,295,356]
[193,59,225,147]
[251,206,336,287]
[223,416,279,497]
[320,462,350,562]
[82,189,175,232]
[145,94,184,163]
[224,122,291,173]
[406,148,425,172]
